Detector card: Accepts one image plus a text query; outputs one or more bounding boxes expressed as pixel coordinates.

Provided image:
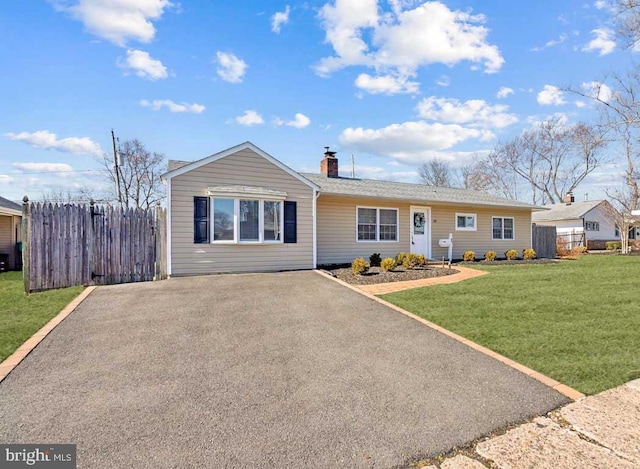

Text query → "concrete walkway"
[420,379,640,468]
[358,266,488,295]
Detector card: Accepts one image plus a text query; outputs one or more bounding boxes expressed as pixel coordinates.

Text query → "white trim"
[210,197,284,245]
[208,186,287,199]
[410,206,432,259]
[166,179,172,276]
[312,189,318,268]
[455,212,477,232]
[162,141,320,191]
[0,208,22,217]
[492,216,515,240]
[355,205,400,243]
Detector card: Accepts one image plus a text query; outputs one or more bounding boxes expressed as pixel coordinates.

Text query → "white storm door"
[410,207,431,258]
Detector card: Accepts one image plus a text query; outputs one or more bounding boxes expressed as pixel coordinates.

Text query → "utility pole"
[111,129,123,207]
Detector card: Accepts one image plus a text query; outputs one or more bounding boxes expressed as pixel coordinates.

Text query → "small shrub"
[351,258,369,275]
[522,248,537,260]
[556,245,570,257]
[402,253,419,270]
[369,252,381,267]
[380,257,397,272]
[504,249,519,260]
[395,252,407,264]
[416,254,428,267]
[606,241,622,251]
[484,250,497,262]
[463,250,475,261]
[571,246,588,256]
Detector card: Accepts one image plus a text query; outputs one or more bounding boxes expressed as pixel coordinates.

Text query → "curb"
[0,286,97,383]
[314,270,585,401]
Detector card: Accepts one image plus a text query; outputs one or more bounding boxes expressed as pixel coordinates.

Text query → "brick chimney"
[320,147,339,178]
[563,192,575,204]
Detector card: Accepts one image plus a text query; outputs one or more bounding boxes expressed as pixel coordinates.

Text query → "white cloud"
[583,28,616,56]
[575,100,586,108]
[215,51,247,83]
[315,0,504,80]
[13,162,75,175]
[118,49,168,80]
[274,113,311,129]
[537,85,566,106]
[531,33,568,52]
[594,1,607,9]
[416,96,518,129]
[271,5,290,33]
[354,72,419,94]
[351,164,419,182]
[235,110,264,126]
[496,86,514,98]
[581,81,613,103]
[140,99,205,113]
[50,0,173,47]
[0,175,15,184]
[5,130,104,157]
[339,121,486,164]
[436,75,450,87]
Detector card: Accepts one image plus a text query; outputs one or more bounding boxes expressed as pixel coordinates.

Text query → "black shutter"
[284,201,297,243]
[194,196,209,243]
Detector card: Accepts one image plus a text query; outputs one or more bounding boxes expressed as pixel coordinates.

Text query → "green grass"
[381,256,640,395]
[0,271,83,362]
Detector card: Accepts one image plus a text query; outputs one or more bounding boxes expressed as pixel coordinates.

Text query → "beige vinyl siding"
[0,215,20,270]
[170,148,314,275]
[431,205,532,259]
[317,195,410,265]
[316,195,532,264]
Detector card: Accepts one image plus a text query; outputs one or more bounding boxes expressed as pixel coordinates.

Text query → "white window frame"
[355,206,400,243]
[210,198,284,245]
[585,221,600,231]
[492,216,515,240]
[455,212,477,232]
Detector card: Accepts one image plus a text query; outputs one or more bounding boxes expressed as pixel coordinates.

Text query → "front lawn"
[0,271,84,362]
[381,255,640,395]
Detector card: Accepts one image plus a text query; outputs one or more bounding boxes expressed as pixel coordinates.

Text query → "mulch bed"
[322,265,457,285]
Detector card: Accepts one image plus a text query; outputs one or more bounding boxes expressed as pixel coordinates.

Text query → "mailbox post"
[438,233,453,268]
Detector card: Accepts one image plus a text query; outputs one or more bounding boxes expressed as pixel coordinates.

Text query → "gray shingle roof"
[301,173,538,209]
[531,200,604,222]
[0,195,21,213]
[167,160,191,172]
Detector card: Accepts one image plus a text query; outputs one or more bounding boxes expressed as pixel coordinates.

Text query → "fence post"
[88,199,95,285]
[22,196,30,294]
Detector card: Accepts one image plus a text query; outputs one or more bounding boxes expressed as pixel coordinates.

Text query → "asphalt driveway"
[0,271,568,468]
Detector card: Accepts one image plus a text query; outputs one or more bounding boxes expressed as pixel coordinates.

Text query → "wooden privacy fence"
[532,224,557,259]
[22,198,167,293]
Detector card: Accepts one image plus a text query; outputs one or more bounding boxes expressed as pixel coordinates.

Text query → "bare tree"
[103,139,166,209]
[567,68,640,251]
[463,150,520,200]
[419,159,453,186]
[486,118,606,204]
[37,186,101,204]
[615,0,640,49]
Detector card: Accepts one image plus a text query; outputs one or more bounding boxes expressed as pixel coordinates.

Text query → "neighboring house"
[531,196,628,249]
[162,142,540,276]
[0,195,22,271]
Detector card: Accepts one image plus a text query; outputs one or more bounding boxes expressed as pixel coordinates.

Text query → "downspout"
[313,189,319,269]
[165,176,172,276]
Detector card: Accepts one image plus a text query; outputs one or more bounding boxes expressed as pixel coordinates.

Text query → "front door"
[410,207,431,258]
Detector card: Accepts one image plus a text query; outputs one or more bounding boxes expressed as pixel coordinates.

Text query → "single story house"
[0,195,22,271]
[162,142,540,276]
[531,196,636,249]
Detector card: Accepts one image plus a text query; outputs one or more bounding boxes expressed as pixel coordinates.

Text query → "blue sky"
[0,0,635,203]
